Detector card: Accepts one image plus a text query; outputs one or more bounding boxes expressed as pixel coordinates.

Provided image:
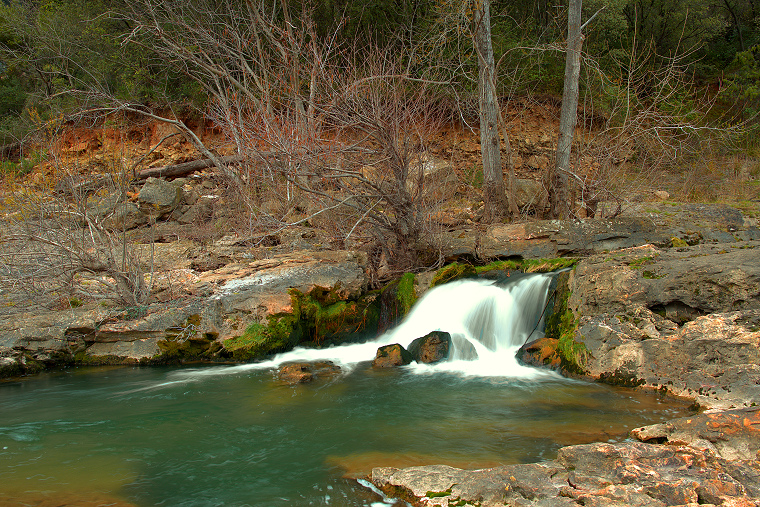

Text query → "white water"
[166,273,559,384]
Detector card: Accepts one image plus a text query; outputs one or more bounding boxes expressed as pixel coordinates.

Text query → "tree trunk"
[550,0,583,219]
[474,0,509,222]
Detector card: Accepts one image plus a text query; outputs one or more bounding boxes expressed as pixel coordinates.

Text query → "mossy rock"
[430,262,477,288]
[223,314,300,361]
[378,273,418,332]
[223,286,381,361]
[543,270,588,375]
[153,314,223,363]
[75,352,135,366]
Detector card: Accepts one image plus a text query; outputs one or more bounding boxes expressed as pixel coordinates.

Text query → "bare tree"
[473,0,512,222]
[0,168,149,308]
[549,0,584,219]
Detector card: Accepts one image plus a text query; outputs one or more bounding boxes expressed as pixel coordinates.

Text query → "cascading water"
[169,272,559,383]
[389,273,556,377]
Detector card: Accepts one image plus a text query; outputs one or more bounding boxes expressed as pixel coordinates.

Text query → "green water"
[0,364,693,506]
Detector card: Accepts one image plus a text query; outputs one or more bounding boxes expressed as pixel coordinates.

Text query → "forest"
[0,0,759,279]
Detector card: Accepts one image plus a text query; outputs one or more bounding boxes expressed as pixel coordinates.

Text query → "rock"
[553,242,760,408]
[631,407,760,461]
[513,178,548,210]
[407,331,451,363]
[206,250,368,322]
[277,361,341,384]
[372,344,412,368]
[177,195,215,225]
[138,177,183,217]
[372,425,760,506]
[102,201,149,230]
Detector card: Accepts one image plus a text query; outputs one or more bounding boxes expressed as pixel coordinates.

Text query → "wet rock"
[138,177,183,217]
[277,361,341,384]
[407,331,451,364]
[373,344,412,368]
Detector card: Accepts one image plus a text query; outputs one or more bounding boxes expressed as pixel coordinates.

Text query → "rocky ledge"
[372,407,760,507]
[370,240,760,506]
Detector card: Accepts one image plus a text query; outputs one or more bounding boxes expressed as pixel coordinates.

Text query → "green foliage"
[0,74,26,116]
[0,153,38,177]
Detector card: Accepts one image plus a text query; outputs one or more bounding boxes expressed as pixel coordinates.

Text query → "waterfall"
[166,273,558,383]
[243,272,557,379]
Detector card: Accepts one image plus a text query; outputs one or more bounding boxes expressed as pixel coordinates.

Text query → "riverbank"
[369,235,760,506]
[2,182,760,505]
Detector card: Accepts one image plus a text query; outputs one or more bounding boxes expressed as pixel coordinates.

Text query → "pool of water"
[0,364,693,506]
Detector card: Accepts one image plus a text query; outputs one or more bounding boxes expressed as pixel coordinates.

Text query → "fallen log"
[135,154,246,180]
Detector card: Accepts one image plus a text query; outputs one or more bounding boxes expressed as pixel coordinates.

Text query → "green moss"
[474,257,577,275]
[628,256,655,269]
[153,314,223,363]
[642,270,665,279]
[74,351,132,365]
[544,271,588,374]
[426,489,452,498]
[396,272,417,314]
[223,286,380,360]
[431,262,477,287]
[475,259,522,273]
[223,314,299,361]
[671,237,688,247]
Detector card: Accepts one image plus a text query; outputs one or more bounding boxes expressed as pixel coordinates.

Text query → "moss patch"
[628,256,655,270]
[474,257,577,275]
[223,285,380,361]
[544,271,588,375]
[396,272,418,314]
[431,262,477,287]
[154,314,223,363]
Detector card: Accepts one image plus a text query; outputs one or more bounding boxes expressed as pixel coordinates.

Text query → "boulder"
[103,201,149,230]
[138,177,183,217]
[513,178,548,210]
[277,361,341,385]
[372,344,412,368]
[407,331,451,364]
[553,242,760,409]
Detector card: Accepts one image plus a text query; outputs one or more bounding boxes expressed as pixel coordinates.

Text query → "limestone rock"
[559,242,760,408]
[631,407,760,461]
[104,201,149,230]
[408,331,451,364]
[372,429,760,507]
[138,177,183,217]
[372,344,412,368]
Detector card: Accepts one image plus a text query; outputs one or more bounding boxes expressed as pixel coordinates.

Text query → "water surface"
[0,364,693,506]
